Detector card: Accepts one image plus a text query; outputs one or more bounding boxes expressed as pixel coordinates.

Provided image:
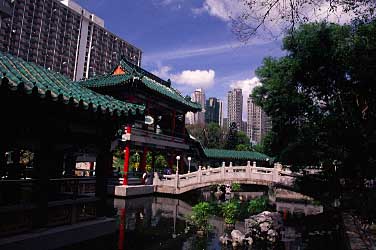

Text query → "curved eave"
[80,75,201,112]
[1,77,145,119]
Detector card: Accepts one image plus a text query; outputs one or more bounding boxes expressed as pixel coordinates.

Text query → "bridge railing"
[153,162,295,190]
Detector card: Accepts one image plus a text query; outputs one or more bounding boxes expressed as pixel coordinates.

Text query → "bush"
[247,196,268,214]
[231,183,241,192]
[189,202,211,231]
[221,200,240,225]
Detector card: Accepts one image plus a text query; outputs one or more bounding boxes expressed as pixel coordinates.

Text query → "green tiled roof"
[203,148,271,161]
[79,59,201,111]
[0,52,145,117]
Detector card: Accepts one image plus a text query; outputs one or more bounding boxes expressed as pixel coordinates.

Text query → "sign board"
[145,115,154,125]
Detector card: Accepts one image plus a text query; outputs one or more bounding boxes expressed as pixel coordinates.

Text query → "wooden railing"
[131,128,185,143]
[0,177,98,237]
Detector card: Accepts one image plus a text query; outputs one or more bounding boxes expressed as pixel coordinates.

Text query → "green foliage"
[221,200,240,225]
[154,154,168,171]
[187,123,227,149]
[237,131,250,145]
[225,122,239,150]
[208,201,222,216]
[253,21,376,177]
[189,202,211,231]
[247,196,268,214]
[235,144,249,151]
[231,183,241,192]
[253,132,274,155]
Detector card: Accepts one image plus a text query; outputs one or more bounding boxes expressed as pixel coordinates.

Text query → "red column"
[123,125,132,185]
[89,162,94,176]
[118,207,126,250]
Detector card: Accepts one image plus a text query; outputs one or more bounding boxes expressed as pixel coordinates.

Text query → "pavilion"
[79,58,201,182]
[0,51,144,241]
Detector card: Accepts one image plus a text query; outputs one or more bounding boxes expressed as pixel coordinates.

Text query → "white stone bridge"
[153,162,297,194]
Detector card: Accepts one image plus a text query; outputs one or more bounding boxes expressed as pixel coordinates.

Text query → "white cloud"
[193,0,244,21]
[143,40,270,63]
[172,69,215,88]
[155,0,183,6]
[194,0,356,39]
[230,77,262,120]
[152,65,172,79]
[152,66,216,88]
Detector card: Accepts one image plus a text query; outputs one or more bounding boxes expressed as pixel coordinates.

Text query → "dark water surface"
[61,186,345,250]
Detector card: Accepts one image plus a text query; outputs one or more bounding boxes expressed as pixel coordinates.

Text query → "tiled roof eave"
[1,77,145,119]
[203,148,270,161]
[80,75,201,111]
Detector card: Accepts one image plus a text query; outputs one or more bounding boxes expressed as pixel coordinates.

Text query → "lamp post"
[176,155,180,174]
[187,156,192,173]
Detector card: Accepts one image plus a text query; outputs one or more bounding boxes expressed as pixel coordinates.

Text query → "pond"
[61,185,345,250]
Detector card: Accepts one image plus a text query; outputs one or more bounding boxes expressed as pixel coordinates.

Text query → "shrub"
[221,200,240,225]
[247,196,268,214]
[189,202,211,231]
[231,183,241,192]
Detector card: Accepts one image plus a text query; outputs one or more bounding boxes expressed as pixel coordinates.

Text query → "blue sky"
[76,0,285,118]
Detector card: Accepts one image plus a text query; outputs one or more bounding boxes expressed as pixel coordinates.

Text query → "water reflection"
[113,187,329,250]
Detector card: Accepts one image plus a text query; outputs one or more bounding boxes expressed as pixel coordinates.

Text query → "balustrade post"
[246,161,251,177]
[175,171,179,189]
[221,162,225,179]
[197,166,202,183]
[273,164,282,183]
[253,161,256,168]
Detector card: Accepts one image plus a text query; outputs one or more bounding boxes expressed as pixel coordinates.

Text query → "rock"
[259,221,271,232]
[267,229,278,243]
[232,241,239,248]
[219,233,231,245]
[231,230,245,244]
[244,236,253,246]
[245,211,281,244]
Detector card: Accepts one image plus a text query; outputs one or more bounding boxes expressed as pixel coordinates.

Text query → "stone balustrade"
[153,162,295,194]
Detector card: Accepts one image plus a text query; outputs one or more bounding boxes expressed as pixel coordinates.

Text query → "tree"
[225,122,239,150]
[252,21,376,177]
[154,155,168,171]
[187,123,227,149]
[232,0,376,41]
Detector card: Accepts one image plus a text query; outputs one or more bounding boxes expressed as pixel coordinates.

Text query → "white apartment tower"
[247,96,271,144]
[186,88,206,125]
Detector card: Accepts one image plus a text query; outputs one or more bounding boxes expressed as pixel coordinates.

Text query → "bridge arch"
[153,163,295,195]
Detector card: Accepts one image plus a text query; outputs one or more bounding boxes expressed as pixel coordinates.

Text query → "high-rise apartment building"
[223,118,228,129]
[205,97,221,125]
[227,88,243,130]
[247,96,271,144]
[241,121,248,134]
[218,99,224,127]
[186,88,206,125]
[0,0,141,81]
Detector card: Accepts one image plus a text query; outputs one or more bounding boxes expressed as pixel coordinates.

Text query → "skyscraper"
[186,88,206,125]
[227,88,243,130]
[247,96,271,144]
[0,0,141,81]
[218,99,224,127]
[205,97,221,125]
